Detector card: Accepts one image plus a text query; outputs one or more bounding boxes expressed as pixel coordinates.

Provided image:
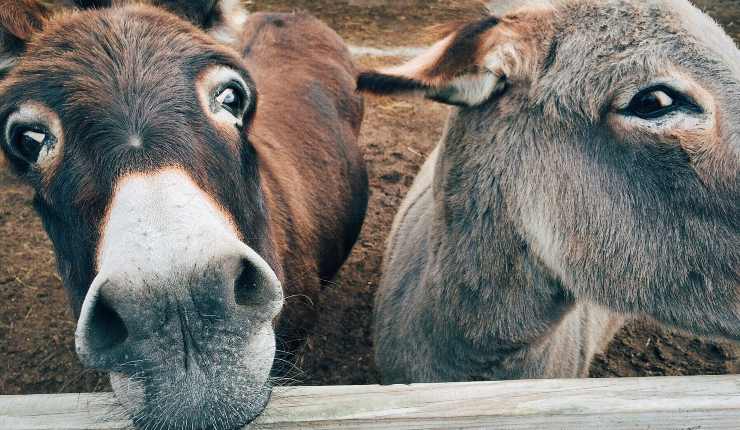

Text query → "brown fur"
[0,0,47,40]
[0,2,367,428]
[0,0,48,77]
[236,11,367,338]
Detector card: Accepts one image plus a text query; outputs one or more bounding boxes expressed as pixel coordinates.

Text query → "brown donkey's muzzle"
[72,169,282,427]
[75,242,282,370]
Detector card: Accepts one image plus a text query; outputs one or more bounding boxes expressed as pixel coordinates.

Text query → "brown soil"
[0,0,738,395]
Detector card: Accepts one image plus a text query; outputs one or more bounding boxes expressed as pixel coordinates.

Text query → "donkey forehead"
[534,0,740,112]
[664,0,740,72]
[553,0,739,64]
[6,6,242,104]
[0,7,255,190]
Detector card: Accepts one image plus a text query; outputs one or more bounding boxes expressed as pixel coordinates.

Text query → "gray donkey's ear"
[0,0,49,77]
[358,8,550,107]
[358,16,502,107]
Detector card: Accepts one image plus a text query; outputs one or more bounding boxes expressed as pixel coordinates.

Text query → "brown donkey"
[360,0,739,383]
[0,0,367,428]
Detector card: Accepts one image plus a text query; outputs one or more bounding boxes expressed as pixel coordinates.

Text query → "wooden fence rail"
[2,375,740,429]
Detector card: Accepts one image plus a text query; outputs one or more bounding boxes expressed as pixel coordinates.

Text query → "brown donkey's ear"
[152,0,247,44]
[358,13,543,107]
[151,0,219,28]
[0,0,49,76]
[61,1,247,44]
[58,0,112,8]
[61,0,219,25]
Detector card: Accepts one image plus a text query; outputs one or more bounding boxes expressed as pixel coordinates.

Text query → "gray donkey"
[358,0,740,383]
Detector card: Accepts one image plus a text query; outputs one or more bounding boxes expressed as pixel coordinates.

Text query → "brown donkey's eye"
[215,85,247,117]
[8,126,53,164]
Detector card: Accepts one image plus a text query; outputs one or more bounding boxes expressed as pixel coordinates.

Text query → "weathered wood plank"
[1,375,739,429]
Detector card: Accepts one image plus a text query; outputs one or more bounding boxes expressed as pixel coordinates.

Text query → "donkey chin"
[73,169,285,429]
[108,327,275,429]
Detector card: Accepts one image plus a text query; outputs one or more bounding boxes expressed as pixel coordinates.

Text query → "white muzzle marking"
[75,168,281,356]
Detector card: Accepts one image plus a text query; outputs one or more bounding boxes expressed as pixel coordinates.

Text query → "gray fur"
[373,0,740,383]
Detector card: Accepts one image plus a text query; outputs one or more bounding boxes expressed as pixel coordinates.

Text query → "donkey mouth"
[102,307,279,429]
[110,351,275,430]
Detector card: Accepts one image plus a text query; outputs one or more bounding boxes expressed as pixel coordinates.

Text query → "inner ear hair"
[357,3,555,107]
[0,0,49,42]
[422,16,500,84]
[0,0,49,77]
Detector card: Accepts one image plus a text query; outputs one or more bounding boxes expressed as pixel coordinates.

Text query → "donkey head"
[0,1,283,428]
[360,0,739,340]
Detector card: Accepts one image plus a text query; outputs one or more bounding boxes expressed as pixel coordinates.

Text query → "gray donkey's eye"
[623,85,702,120]
[632,90,673,116]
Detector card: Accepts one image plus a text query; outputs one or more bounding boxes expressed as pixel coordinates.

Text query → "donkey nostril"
[87,296,128,352]
[233,255,283,310]
[234,259,262,306]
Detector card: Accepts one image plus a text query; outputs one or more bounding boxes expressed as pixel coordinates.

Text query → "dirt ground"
[1,0,738,395]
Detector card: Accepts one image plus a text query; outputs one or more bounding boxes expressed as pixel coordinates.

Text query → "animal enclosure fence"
[2,375,740,429]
